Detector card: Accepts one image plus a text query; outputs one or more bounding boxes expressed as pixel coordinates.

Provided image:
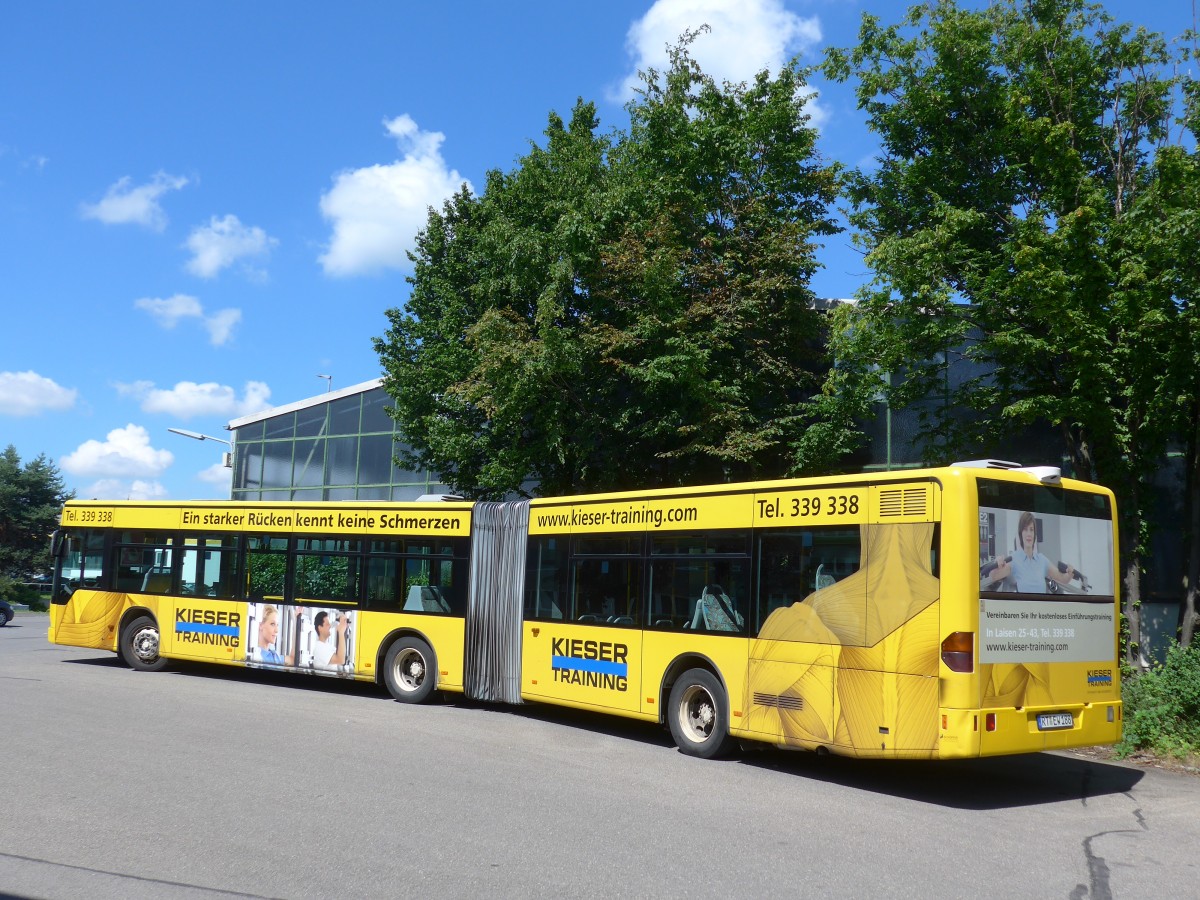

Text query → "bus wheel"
[384,637,436,704]
[668,669,734,759]
[119,616,167,672]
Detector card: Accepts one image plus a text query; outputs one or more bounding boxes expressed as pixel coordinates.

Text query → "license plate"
[1037,712,1074,731]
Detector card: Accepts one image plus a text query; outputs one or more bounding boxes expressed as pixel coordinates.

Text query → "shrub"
[0,575,48,613]
[1116,642,1200,759]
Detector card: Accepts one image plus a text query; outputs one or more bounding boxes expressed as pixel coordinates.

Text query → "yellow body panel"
[355,613,466,691]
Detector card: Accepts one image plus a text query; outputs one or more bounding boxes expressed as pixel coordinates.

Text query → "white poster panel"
[979,597,1115,663]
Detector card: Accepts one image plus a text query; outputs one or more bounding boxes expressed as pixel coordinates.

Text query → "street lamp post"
[167,427,234,471]
[167,427,231,446]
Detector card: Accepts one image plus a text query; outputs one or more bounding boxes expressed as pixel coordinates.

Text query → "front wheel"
[383,637,437,704]
[119,615,167,672]
[668,669,734,759]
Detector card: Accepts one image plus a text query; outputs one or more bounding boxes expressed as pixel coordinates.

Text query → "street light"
[317,374,332,392]
[168,427,233,469]
[168,427,231,446]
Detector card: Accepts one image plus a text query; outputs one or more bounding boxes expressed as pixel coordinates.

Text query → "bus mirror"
[50,529,64,558]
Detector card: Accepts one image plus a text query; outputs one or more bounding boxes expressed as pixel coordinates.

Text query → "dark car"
[0,599,13,626]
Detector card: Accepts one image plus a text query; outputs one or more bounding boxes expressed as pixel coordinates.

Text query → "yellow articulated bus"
[49,461,1121,759]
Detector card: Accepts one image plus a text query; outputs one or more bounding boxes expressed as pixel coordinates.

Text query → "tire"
[668,668,735,759]
[383,636,437,704]
[0,609,11,627]
[119,615,168,672]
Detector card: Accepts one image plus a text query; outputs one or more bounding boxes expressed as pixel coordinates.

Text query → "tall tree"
[820,0,1194,661]
[376,37,840,498]
[0,445,72,578]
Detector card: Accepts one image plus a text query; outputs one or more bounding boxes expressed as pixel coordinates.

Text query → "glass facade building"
[228,379,451,502]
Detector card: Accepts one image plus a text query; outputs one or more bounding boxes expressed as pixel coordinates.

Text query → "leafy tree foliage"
[376,37,840,498]
[820,0,1198,659]
[0,444,72,588]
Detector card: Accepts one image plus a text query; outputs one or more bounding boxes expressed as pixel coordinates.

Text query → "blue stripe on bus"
[551,656,627,677]
[174,623,239,636]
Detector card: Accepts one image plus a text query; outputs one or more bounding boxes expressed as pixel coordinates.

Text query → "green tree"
[375,36,841,498]
[820,0,1196,662]
[0,444,72,587]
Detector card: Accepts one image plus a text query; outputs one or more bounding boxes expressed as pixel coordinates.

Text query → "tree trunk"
[1179,405,1200,648]
[1121,477,1145,670]
[1123,555,1144,669]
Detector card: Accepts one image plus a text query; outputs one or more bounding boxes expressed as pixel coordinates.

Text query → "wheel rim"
[131,625,160,662]
[677,683,716,744]
[393,647,426,693]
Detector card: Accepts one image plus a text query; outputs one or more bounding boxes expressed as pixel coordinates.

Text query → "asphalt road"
[3,612,1198,899]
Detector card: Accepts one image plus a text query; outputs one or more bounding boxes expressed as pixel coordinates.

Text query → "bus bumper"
[938,702,1122,758]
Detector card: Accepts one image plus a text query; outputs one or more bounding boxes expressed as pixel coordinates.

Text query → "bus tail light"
[941,632,974,673]
[985,713,997,732]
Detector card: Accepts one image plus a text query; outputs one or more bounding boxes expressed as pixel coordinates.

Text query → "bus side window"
[524,537,568,621]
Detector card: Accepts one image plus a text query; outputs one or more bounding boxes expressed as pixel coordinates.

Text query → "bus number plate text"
[1036,712,1074,731]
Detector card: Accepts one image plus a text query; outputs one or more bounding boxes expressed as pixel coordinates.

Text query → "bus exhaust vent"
[754,692,805,711]
[878,488,927,518]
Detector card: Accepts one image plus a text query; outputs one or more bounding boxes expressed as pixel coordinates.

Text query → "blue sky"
[1,0,1192,501]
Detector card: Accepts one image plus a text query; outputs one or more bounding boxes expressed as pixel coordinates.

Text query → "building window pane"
[356,486,389,501]
[326,436,358,486]
[265,412,295,440]
[236,442,263,490]
[389,441,423,483]
[391,484,432,501]
[262,442,293,489]
[358,434,394,485]
[325,487,357,500]
[296,403,327,438]
[360,389,393,433]
[293,439,325,487]
[234,421,264,442]
[329,395,361,435]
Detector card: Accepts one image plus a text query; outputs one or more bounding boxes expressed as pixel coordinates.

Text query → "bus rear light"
[985,713,997,732]
[1107,706,1115,723]
[941,632,974,673]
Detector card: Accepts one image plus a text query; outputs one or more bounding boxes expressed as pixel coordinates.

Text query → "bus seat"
[141,571,172,594]
[611,615,634,625]
[421,586,450,613]
[693,585,744,632]
[403,585,424,611]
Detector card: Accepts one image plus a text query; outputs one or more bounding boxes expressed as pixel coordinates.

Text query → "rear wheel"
[119,615,167,672]
[668,669,734,759]
[383,637,437,703]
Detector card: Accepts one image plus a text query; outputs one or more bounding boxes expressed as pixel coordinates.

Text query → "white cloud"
[318,114,470,276]
[203,308,243,345]
[79,478,169,501]
[0,371,77,416]
[185,214,278,278]
[134,293,242,346]
[117,380,272,420]
[198,462,234,491]
[61,424,174,479]
[614,0,822,100]
[80,171,189,231]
